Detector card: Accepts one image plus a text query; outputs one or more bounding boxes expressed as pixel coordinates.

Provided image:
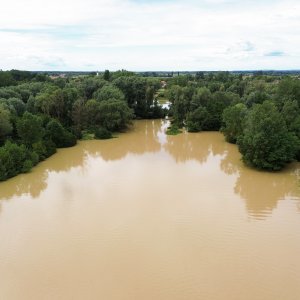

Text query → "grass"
[166,124,182,135]
[81,131,95,140]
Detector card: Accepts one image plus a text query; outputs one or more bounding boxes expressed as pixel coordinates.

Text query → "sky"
[0,0,299,71]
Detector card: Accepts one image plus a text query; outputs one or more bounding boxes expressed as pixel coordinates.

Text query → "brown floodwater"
[0,119,300,300]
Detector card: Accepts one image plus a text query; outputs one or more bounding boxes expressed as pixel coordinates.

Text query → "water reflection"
[1,120,300,300]
[86,119,162,161]
[164,131,227,164]
[235,166,300,219]
[0,166,48,200]
[0,120,162,201]
[0,119,299,221]
[221,143,300,219]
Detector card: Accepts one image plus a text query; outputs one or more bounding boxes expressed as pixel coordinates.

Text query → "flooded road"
[0,119,300,300]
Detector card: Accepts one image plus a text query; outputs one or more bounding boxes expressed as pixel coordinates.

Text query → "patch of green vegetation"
[95,127,113,139]
[166,124,182,135]
[158,98,168,104]
[81,131,95,140]
[155,88,169,105]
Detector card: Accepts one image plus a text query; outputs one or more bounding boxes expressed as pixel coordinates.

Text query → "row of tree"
[0,70,165,180]
[166,73,300,171]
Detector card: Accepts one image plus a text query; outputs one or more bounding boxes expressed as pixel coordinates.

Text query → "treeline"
[0,69,164,181]
[166,72,300,171]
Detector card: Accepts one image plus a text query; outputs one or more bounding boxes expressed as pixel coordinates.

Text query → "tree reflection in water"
[0,120,162,202]
[0,119,299,221]
[221,142,300,220]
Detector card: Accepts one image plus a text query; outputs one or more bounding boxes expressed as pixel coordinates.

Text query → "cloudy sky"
[0,0,299,71]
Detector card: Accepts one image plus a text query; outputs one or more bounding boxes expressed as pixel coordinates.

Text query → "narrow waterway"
[0,119,299,300]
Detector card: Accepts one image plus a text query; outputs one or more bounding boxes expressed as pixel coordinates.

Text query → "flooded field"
[0,119,299,300]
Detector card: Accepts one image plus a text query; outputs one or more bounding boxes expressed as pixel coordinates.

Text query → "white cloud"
[0,0,299,70]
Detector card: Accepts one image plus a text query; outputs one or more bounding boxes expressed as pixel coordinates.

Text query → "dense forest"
[165,72,300,171]
[0,69,164,181]
[0,69,299,181]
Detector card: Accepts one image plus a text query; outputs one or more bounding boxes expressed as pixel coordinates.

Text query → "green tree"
[98,100,133,131]
[93,85,125,102]
[0,141,38,181]
[103,70,110,81]
[281,100,300,161]
[8,97,26,116]
[237,101,298,171]
[85,99,102,128]
[221,103,247,143]
[72,98,86,134]
[46,119,76,148]
[16,112,45,146]
[186,107,210,132]
[0,105,13,140]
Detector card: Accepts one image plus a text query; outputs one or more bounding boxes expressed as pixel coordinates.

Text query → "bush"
[22,160,33,173]
[0,141,37,180]
[186,107,209,132]
[46,119,76,148]
[95,127,112,139]
[166,124,181,135]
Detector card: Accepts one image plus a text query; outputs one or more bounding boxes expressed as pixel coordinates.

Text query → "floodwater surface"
[0,120,300,300]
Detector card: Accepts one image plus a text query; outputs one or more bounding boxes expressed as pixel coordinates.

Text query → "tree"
[8,97,26,116]
[237,101,299,171]
[85,99,102,128]
[186,107,209,132]
[0,141,38,181]
[145,86,154,110]
[204,91,235,130]
[16,112,45,146]
[281,100,300,161]
[103,70,110,81]
[93,85,125,102]
[0,105,13,141]
[46,119,76,148]
[221,103,247,143]
[191,87,211,110]
[98,100,133,131]
[81,77,107,99]
[113,76,148,117]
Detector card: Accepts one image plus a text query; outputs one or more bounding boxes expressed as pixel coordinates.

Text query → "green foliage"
[186,107,209,132]
[81,131,94,140]
[0,105,13,140]
[46,119,76,148]
[277,78,300,106]
[0,72,15,87]
[16,112,44,146]
[113,76,150,117]
[85,99,101,127]
[237,101,299,171]
[97,100,133,131]
[93,85,125,102]
[81,78,107,99]
[22,160,33,173]
[103,70,110,81]
[0,141,38,181]
[7,97,26,116]
[166,124,182,135]
[221,103,247,143]
[2,70,300,180]
[95,127,113,139]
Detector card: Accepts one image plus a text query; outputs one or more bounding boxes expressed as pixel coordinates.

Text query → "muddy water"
[0,119,300,300]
